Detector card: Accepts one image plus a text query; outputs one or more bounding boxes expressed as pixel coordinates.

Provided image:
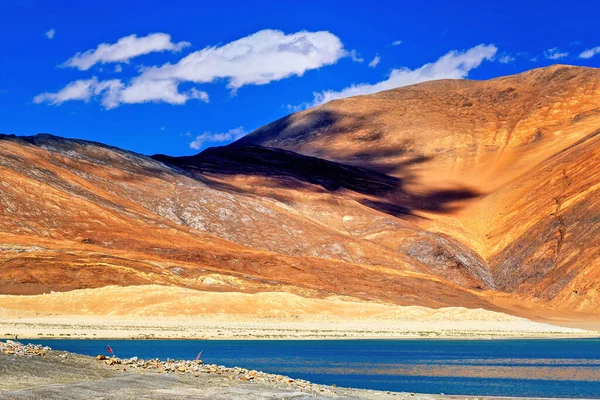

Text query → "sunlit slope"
[2,64,600,316]
[0,134,493,310]
[239,65,600,193]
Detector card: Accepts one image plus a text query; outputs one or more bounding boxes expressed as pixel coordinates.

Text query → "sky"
[1,0,599,156]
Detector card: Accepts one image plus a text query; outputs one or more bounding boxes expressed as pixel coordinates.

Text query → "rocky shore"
[96,352,329,392]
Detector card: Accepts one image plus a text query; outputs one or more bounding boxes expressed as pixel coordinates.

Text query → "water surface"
[35,339,600,398]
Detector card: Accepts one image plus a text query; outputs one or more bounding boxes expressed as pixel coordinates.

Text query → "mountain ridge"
[2,64,600,322]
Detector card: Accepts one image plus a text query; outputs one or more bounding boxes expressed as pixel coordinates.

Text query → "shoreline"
[1,316,596,341]
[3,332,599,341]
[3,333,597,342]
[1,340,588,400]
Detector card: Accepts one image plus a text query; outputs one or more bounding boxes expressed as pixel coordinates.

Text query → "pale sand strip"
[0,285,595,340]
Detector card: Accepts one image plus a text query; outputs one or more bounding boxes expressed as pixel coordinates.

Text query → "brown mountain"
[0,134,493,310]
[1,64,600,323]
[237,64,600,313]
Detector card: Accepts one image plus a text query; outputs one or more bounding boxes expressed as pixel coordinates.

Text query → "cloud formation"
[33,77,208,109]
[368,55,381,68]
[545,47,568,60]
[189,127,248,150]
[579,46,600,59]
[311,44,497,106]
[498,55,515,64]
[45,29,55,39]
[63,33,190,70]
[141,29,347,91]
[348,50,364,63]
[33,77,120,107]
[36,29,347,109]
[392,40,402,46]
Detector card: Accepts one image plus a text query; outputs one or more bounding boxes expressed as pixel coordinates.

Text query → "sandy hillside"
[0,285,592,339]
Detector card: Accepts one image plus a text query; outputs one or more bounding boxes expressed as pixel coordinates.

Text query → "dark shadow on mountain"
[234,109,433,176]
[153,144,480,219]
[234,109,385,148]
[348,148,433,175]
[155,145,402,196]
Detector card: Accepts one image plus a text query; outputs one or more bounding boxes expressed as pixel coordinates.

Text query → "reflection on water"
[239,357,600,380]
[36,338,600,398]
[281,364,600,381]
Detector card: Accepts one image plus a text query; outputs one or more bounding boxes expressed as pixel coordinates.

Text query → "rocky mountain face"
[1,64,600,316]
[0,133,493,310]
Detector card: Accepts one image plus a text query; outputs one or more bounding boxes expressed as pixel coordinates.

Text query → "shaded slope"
[154,144,493,290]
[154,144,480,215]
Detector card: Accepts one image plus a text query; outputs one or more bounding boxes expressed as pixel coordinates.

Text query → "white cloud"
[545,47,568,60]
[348,49,364,63]
[33,78,109,105]
[579,46,600,59]
[189,127,248,150]
[498,55,515,64]
[115,77,208,107]
[114,64,123,73]
[311,44,497,106]
[283,103,305,113]
[368,54,381,68]
[36,29,347,109]
[392,40,403,46]
[63,33,190,71]
[33,76,208,109]
[141,29,347,91]
[45,29,55,39]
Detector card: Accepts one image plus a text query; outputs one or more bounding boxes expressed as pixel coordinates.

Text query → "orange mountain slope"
[1,64,600,318]
[234,64,600,313]
[0,134,494,310]
[239,65,600,192]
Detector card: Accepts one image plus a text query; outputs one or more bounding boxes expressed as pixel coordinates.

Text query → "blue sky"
[1,0,599,156]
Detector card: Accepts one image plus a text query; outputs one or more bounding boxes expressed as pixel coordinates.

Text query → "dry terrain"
[0,285,590,339]
[1,64,600,335]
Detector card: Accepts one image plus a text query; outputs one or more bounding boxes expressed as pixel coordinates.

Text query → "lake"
[34,338,600,398]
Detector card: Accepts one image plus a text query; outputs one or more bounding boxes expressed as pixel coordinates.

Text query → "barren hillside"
[2,65,600,321]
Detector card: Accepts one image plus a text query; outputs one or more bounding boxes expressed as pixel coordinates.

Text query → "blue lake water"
[34,338,600,398]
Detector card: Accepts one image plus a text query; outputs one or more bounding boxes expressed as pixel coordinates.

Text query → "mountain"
[0,134,492,310]
[238,65,600,192]
[235,64,600,313]
[2,64,600,321]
